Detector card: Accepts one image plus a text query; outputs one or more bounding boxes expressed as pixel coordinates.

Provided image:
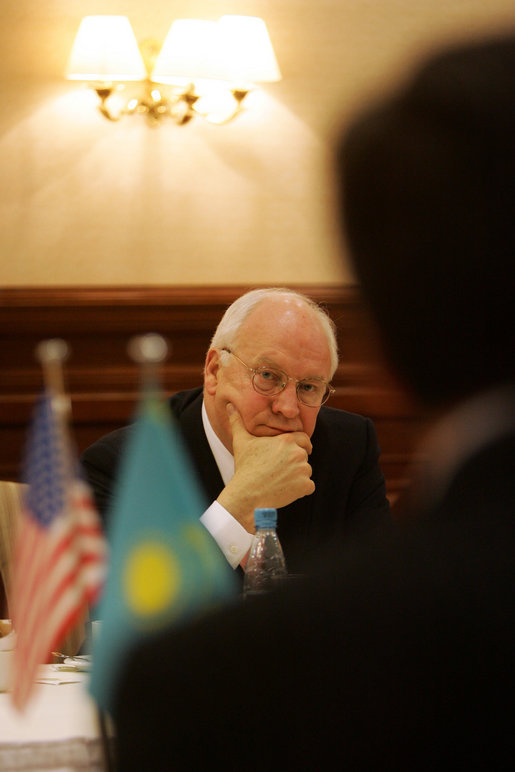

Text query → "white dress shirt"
[200,401,253,568]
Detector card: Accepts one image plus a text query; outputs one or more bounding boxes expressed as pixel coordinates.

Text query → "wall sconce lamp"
[66,15,281,125]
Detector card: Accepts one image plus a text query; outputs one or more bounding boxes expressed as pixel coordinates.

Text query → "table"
[0,666,111,771]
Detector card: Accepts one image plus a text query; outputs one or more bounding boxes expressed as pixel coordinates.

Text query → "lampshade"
[218,16,281,85]
[151,20,227,85]
[67,16,147,81]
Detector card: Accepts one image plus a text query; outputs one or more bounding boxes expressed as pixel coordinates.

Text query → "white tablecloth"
[0,667,110,771]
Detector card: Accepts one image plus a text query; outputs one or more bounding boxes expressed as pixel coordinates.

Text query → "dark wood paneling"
[0,286,431,501]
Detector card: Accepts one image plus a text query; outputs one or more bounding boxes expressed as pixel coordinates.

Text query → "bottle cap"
[254,508,277,529]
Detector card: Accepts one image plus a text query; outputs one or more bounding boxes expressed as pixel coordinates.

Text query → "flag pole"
[91,334,170,770]
[35,338,71,420]
[127,332,169,394]
[87,327,236,726]
[95,333,170,770]
[35,338,75,488]
[37,339,114,769]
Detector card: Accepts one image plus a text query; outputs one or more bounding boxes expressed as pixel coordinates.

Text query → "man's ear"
[204,348,221,395]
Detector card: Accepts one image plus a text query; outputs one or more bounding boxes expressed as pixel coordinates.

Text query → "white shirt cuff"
[200,501,253,569]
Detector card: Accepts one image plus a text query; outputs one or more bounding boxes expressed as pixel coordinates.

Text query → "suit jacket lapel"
[173,391,226,504]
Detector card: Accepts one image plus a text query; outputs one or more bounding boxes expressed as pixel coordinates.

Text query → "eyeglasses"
[222,348,335,407]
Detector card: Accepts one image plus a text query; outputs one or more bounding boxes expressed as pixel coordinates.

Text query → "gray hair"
[209,287,339,377]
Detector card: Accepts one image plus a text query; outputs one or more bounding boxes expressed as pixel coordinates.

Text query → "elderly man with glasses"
[82,287,390,574]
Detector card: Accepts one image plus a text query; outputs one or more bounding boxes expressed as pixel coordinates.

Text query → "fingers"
[221,404,315,515]
[289,431,312,456]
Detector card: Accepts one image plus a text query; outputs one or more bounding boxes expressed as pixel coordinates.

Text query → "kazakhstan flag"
[89,394,237,711]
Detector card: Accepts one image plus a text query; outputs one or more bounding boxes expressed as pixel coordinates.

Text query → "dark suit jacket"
[112,429,515,770]
[81,387,390,573]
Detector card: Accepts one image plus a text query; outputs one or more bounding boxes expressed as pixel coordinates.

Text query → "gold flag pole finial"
[35,338,71,419]
[128,333,170,397]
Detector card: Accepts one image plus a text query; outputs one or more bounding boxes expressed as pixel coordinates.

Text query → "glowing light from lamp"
[67,16,147,81]
[65,14,281,125]
[151,20,226,85]
[151,16,281,88]
[218,16,282,86]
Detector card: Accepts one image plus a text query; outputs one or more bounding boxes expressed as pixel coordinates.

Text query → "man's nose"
[271,380,300,417]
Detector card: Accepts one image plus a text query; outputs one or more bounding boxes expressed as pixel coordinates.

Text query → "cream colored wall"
[1,0,513,287]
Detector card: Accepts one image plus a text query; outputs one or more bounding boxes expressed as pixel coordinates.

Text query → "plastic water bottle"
[243,508,287,597]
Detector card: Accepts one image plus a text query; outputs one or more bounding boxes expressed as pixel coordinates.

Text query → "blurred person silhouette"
[111,34,515,770]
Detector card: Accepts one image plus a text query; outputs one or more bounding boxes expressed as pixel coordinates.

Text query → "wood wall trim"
[0,285,358,307]
[0,285,429,497]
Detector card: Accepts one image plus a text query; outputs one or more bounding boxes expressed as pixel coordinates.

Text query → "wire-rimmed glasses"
[222,348,335,407]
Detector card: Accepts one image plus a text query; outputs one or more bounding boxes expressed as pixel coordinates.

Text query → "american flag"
[10,392,106,710]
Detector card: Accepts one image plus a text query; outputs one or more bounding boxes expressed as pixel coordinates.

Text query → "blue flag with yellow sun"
[89,393,237,712]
